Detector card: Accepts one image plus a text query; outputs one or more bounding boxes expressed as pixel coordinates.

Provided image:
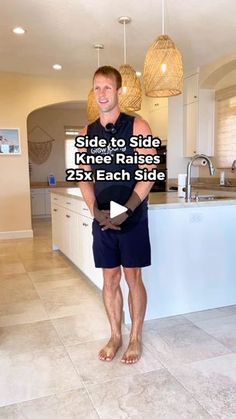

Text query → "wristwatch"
[126,208,133,217]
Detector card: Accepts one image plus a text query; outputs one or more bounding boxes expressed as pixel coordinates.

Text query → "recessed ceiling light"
[12,27,26,35]
[52,64,62,71]
[136,71,142,77]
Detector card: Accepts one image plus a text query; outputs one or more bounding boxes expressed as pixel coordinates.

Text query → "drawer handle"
[53,208,58,212]
[66,201,71,204]
[66,214,71,218]
[83,207,88,211]
[53,197,58,200]
[83,222,88,227]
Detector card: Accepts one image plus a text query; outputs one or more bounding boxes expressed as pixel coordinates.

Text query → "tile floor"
[0,218,236,418]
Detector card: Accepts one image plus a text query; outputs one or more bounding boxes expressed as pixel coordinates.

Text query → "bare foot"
[121,339,142,364]
[98,337,122,361]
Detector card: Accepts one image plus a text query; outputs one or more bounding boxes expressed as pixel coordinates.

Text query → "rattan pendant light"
[143,0,183,97]
[87,44,104,123]
[118,17,142,112]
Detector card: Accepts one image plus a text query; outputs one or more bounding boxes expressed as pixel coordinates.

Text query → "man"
[79,66,157,364]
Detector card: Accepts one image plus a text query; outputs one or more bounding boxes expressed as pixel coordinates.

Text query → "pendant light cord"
[123,21,127,64]
[96,48,100,68]
[162,0,165,35]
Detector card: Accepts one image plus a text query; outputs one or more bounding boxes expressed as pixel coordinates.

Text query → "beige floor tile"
[170,353,236,419]
[0,320,62,356]
[39,285,95,319]
[184,305,236,322]
[87,369,212,419]
[0,346,83,407]
[0,254,21,263]
[0,262,26,275]
[141,314,193,332]
[190,314,236,351]
[0,274,38,304]
[16,240,51,254]
[143,322,230,368]
[67,335,163,386]
[1,218,236,418]
[52,307,113,345]
[33,277,85,293]
[0,389,99,418]
[0,243,18,254]
[22,256,68,272]
[0,299,48,327]
[28,266,80,282]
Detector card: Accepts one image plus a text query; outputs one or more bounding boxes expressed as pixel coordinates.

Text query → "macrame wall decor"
[28,125,55,164]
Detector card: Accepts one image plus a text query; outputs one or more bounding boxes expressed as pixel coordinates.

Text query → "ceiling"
[1,0,236,80]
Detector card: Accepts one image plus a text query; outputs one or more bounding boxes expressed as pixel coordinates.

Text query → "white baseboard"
[0,230,33,240]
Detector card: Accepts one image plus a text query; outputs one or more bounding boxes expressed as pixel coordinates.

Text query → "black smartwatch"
[126,208,133,217]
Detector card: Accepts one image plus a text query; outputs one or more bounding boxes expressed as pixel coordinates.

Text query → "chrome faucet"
[231,159,236,171]
[185,154,215,202]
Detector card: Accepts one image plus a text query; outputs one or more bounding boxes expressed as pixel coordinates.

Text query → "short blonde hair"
[93,66,122,90]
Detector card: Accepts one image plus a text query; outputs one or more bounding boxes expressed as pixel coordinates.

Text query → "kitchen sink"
[191,195,234,201]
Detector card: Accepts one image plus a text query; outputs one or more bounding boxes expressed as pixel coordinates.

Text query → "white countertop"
[51,187,236,210]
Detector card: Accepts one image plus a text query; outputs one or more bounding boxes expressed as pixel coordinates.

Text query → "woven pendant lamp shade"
[87,44,104,123]
[144,35,183,97]
[87,88,99,123]
[119,64,142,112]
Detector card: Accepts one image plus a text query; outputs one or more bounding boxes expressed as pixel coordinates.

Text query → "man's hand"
[99,211,128,231]
[94,208,121,231]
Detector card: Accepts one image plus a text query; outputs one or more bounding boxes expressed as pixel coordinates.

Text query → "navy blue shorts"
[92,217,151,268]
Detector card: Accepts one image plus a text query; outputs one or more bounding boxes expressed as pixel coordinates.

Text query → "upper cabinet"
[183,72,215,157]
[183,73,199,105]
[140,96,168,145]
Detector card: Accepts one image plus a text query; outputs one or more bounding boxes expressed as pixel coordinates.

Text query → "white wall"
[0,71,90,237]
[28,106,87,182]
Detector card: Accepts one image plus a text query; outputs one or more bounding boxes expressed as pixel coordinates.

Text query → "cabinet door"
[51,204,64,250]
[45,189,51,215]
[31,190,45,216]
[80,215,103,290]
[183,101,198,157]
[183,73,199,105]
[148,106,168,141]
[198,89,215,156]
[69,210,82,268]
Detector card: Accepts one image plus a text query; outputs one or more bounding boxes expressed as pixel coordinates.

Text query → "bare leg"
[128,291,133,322]
[121,267,147,364]
[99,267,123,361]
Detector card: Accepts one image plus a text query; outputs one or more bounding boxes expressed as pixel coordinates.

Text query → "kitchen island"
[51,188,236,322]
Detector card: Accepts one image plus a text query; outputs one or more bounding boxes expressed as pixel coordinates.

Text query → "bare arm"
[125,117,157,211]
[77,127,96,216]
[78,127,120,230]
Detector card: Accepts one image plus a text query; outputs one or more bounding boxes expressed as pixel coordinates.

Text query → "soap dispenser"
[220,171,225,186]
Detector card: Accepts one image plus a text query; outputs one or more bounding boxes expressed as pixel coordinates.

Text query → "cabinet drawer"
[51,193,65,206]
[50,193,92,217]
[63,197,81,212]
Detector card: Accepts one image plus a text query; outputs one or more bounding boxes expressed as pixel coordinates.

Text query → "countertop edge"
[50,188,236,209]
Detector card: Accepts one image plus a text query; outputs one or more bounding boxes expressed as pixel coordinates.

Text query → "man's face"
[93,74,121,113]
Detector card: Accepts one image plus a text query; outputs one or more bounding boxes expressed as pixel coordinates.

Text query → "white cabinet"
[183,73,215,157]
[51,204,64,250]
[31,189,45,216]
[51,192,103,290]
[31,188,51,217]
[141,96,168,143]
[183,73,198,105]
[45,189,51,215]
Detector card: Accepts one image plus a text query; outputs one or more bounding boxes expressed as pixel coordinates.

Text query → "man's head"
[93,66,122,90]
[93,66,122,114]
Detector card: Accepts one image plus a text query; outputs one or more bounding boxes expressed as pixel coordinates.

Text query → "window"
[215,87,236,168]
[64,126,81,170]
